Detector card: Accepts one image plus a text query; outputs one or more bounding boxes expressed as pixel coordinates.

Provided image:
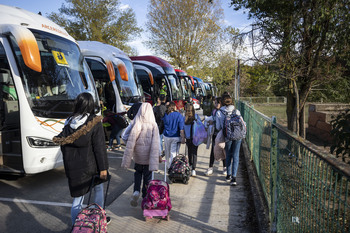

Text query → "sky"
[0,0,253,56]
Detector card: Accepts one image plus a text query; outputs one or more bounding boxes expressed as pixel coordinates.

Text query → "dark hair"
[207,94,212,100]
[71,92,95,119]
[222,95,233,106]
[159,94,166,102]
[166,101,177,114]
[215,97,222,105]
[184,103,195,124]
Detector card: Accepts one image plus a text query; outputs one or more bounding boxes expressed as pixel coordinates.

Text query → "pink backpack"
[71,204,107,233]
[141,180,172,211]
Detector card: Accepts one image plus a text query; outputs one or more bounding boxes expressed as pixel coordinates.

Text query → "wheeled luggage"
[168,154,191,184]
[71,174,111,233]
[141,159,171,221]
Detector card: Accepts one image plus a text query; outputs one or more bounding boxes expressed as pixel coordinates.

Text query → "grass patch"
[253,104,288,126]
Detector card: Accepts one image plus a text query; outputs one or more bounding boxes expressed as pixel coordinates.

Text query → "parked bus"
[192,76,207,104]
[175,69,193,99]
[130,56,185,110]
[0,5,100,174]
[205,82,218,97]
[175,69,200,109]
[78,41,143,114]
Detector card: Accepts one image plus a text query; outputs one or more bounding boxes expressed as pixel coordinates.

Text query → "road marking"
[0,197,72,207]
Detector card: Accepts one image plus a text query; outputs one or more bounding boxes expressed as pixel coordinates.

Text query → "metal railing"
[237,101,350,233]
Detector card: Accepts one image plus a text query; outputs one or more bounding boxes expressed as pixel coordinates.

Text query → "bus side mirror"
[116,61,128,81]
[0,25,42,72]
[106,60,116,82]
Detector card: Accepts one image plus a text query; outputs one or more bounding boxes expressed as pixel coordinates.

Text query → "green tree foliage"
[48,0,142,54]
[146,0,224,69]
[230,0,350,137]
[330,109,350,164]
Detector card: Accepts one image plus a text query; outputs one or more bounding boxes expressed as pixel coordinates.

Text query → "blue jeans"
[109,124,122,146]
[134,163,152,198]
[159,133,164,153]
[225,139,242,177]
[71,183,104,225]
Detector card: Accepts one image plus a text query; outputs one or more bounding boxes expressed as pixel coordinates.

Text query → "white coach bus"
[78,41,144,114]
[0,5,100,174]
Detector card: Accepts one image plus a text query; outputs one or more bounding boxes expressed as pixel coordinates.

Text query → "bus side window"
[0,42,19,130]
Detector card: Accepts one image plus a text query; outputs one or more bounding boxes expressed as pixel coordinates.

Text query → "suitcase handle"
[87,173,111,209]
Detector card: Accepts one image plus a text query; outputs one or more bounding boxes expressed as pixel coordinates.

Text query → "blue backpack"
[223,110,246,141]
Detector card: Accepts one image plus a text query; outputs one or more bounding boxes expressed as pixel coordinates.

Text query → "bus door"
[0,40,21,171]
[85,57,118,112]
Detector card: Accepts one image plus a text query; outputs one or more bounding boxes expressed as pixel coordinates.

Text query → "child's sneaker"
[130,191,140,207]
[107,146,113,151]
[225,175,232,183]
[223,167,227,175]
[230,177,237,186]
[205,167,213,176]
[106,216,111,225]
[191,170,197,177]
[114,145,122,150]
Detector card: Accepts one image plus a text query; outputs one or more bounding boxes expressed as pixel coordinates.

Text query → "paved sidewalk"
[106,143,259,233]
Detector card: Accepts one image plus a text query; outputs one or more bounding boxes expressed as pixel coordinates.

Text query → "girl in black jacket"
[53,93,109,226]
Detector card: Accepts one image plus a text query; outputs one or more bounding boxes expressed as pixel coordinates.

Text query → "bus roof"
[175,69,187,76]
[192,76,204,83]
[78,41,131,61]
[0,4,75,42]
[130,56,173,69]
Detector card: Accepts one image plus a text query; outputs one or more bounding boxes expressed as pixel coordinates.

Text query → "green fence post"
[270,116,278,232]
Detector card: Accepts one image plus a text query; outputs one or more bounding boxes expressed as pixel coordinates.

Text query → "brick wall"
[307,104,350,144]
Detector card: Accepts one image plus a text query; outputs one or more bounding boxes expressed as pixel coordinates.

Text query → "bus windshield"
[167,74,183,100]
[10,30,99,118]
[180,77,191,99]
[117,58,143,104]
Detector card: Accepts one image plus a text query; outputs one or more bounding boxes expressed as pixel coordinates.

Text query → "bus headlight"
[27,137,59,148]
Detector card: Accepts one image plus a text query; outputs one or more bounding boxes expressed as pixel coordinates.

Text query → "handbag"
[113,114,129,128]
[192,115,207,146]
[214,130,226,161]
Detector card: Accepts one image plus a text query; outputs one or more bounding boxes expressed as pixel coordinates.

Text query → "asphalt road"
[0,149,134,233]
[0,109,205,233]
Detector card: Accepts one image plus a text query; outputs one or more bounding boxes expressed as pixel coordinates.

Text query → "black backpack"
[112,114,129,128]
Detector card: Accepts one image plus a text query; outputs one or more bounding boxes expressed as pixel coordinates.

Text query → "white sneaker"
[191,170,197,177]
[130,191,140,207]
[205,168,213,176]
[223,167,227,175]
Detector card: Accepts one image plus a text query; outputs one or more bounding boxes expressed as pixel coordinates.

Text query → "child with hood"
[121,102,160,207]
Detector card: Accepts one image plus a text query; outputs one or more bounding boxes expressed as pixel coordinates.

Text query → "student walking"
[121,103,160,207]
[183,103,199,177]
[216,95,244,186]
[201,94,214,117]
[153,94,167,156]
[53,92,110,225]
[103,110,123,151]
[162,101,185,169]
[205,97,227,176]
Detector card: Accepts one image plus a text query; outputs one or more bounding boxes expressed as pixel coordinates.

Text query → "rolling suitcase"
[71,174,111,233]
[168,142,191,184]
[141,159,171,221]
[168,154,191,184]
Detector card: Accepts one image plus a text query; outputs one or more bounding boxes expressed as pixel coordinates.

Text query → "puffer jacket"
[122,103,160,171]
[53,115,108,197]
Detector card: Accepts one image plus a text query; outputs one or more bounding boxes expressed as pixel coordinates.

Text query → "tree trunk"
[287,79,295,131]
[299,105,306,138]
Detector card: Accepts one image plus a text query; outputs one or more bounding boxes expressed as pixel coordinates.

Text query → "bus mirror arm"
[0,25,42,72]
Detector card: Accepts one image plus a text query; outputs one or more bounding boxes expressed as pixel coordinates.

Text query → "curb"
[242,139,271,233]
